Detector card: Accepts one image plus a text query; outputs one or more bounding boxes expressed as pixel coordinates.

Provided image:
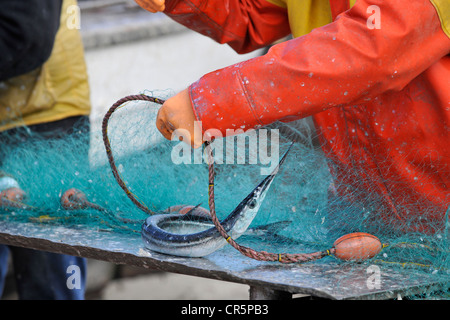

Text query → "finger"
[156,115,173,140]
[153,0,165,11]
[135,0,165,12]
[158,105,183,141]
[148,3,165,13]
[159,123,173,140]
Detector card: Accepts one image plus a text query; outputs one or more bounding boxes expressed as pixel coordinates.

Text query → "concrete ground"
[101,274,249,300]
[96,265,250,300]
[81,3,263,300]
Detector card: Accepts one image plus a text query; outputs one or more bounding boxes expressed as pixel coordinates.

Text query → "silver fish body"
[141,145,291,258]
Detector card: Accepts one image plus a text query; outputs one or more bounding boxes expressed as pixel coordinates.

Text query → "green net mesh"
[0,91,448,299]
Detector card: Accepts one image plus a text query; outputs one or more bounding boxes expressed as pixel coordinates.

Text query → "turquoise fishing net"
[0,91,448,299]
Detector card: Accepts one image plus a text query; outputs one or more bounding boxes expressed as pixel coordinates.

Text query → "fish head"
[226,143,293,236]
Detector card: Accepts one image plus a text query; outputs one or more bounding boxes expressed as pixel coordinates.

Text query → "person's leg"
[9,246,86,300]
[0,245,10,297]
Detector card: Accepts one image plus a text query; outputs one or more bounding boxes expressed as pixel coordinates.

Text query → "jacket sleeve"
[138,0,291,54]
[187,0,450,135]
[0,0,62,81]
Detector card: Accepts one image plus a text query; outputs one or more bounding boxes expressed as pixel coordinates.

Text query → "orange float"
[332,232,382,261]
[0,187,27,208]
[60,188,88,210]
[0,187,26,202]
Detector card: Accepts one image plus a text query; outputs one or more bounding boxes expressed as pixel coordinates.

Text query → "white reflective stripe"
[0,177,20,192]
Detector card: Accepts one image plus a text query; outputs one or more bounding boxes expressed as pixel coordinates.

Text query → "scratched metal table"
[0,219,447,300]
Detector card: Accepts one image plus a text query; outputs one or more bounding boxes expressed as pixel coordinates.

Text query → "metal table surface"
[0,219,447,300]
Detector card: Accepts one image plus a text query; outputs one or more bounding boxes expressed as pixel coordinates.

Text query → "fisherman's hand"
[156,88,204,148]
[135,0,165,13]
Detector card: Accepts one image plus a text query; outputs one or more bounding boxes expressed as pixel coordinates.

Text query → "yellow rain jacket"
[0,0,91,132]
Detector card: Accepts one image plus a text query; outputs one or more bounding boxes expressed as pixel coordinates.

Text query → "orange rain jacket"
[138,0,450,233]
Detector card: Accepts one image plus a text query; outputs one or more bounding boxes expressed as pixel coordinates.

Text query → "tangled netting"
[0,90,448,299]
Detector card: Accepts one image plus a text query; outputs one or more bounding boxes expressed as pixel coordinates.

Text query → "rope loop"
[102,94,332,264]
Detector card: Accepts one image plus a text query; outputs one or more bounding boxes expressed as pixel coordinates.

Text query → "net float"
[0,187,26,202]
[60,188,89,210]
[0,187,28,208]
[332,232,382,261]
[59,189,142,230]
[60,188,105,211]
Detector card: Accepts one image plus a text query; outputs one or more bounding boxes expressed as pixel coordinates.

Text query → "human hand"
[135,0,165,13]
[156,88,204,148]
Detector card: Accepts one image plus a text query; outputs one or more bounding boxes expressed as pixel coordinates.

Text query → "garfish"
[141,144,292,258]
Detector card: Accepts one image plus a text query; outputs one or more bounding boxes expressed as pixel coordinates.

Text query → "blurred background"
[3,0,267,300]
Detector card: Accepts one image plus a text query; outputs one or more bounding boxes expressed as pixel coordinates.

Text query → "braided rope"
[102,94,333,264]
[204,142,333,263]
[102,94,165,215]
